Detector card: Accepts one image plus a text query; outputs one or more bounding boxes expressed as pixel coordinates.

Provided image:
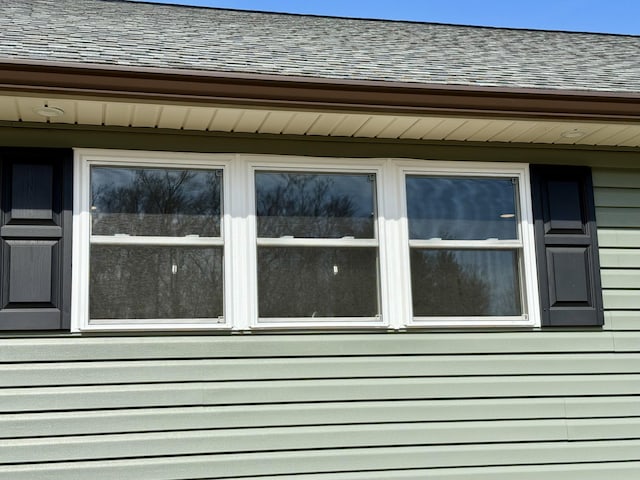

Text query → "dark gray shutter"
[530,165,603,327]
[0,148,72,330]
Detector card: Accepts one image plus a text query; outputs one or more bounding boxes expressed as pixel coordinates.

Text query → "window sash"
[91,235,224,246]
[73,150,234,331]
[255,170,378,240]
[249,163,385,327]
[409,247,526,322]
[408,239,523,249]
[398,162,538,328]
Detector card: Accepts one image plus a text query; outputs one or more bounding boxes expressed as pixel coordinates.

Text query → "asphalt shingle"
[1,0,639,93]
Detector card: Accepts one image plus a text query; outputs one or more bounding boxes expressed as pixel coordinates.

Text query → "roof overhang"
[1,59,640,147]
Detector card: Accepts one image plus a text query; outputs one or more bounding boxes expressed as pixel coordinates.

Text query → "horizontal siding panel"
[0,333,616,362]
[568,417,640,440]
[564,395,640,417]
[2,441,640,480]
[599,249,640,268]
[5,418,640,464]
[0,398,566,439]
[3,353,640,387]
[604,311,640,330]
[601,269,640,288]
[592,169,640,188]
[149,461,640,480]
[595,187,640,207]
[0,420,571,464]
[598,229,640,248]
[612,331,640,351]
[596,207,640,227]
[3,375,640,413]
[3,395,639,440]
[603,290,640,309]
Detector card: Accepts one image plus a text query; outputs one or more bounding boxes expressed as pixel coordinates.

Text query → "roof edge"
[1,59,639,121]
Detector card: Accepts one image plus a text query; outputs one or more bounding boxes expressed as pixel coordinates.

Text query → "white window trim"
[243,155,391,329]
[72,149,235,332]
[393,159,540,328]
[72,150,540,332]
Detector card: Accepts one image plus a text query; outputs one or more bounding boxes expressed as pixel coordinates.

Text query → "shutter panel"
[530,165,604,327]
[0,148,72,330]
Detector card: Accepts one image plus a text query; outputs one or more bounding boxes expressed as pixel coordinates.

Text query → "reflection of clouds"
[407,176,518,240]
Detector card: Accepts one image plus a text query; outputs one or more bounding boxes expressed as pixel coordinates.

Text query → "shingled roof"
[1,0,639,94]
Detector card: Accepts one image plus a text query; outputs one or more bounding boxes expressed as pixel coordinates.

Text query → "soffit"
[2,94,640,148]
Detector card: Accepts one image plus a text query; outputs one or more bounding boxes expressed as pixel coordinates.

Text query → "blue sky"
[133,0,640,34]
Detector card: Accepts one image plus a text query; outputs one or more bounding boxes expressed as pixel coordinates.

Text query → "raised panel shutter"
[0,148,72,330]
[530,165,603,327]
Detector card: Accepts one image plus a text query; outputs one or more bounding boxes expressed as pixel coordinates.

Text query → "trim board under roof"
[0,61,639,147]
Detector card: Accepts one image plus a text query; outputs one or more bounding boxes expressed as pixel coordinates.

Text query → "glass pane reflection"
[91,167,222,237]
[90,246,223,319]
[406,176,518,240]
[411,249,521,316]
[258,247,379,318]
[256,172,376,238]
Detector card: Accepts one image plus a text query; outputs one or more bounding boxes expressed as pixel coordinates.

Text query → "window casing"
[396,160,539,327]
[72,150,539,331]
[246,159,389,328]
[73,151,234,330]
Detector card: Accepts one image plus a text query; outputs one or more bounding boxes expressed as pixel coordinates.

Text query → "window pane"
[91,167,222,237]
[406,176,518,240]
[90,246,223,319]
[411,249,522,316]
[256,172,376,238]
[258,247,379,318]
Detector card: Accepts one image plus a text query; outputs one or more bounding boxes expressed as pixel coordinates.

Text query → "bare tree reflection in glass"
[256,172,379,319]
[91,167,221,237]
[89,167,223,320]
[411,249,521,317]
[256,172,374,238]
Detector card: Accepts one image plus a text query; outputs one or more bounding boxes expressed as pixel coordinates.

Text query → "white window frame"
[72,149,234,332]
[72,150,540,332]
[394,159,540,328]
[243,155,391,329]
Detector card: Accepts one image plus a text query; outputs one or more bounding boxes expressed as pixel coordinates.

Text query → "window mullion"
[231,154,253,331]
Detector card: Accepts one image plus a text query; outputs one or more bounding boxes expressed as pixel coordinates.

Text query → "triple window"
[72,150,539,331]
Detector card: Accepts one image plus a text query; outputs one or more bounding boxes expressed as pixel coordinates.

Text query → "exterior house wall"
[0,127,639,479]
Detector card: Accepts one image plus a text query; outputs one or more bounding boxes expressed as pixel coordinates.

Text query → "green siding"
[1,130,640,479]
[1,334,640,479]
[595,169,640,323]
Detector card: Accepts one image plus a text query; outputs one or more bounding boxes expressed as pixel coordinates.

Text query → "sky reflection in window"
[406,176,518,240]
